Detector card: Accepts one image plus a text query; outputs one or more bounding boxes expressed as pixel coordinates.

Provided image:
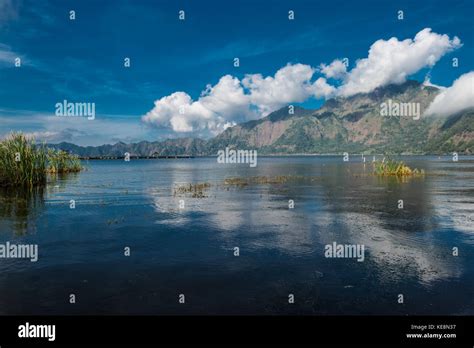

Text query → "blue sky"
[0,0,472,145]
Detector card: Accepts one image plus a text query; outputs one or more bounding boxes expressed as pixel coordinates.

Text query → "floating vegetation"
[224,175,318,186]
[173,176,319,199]
[373,158,424,177]
[173,182,211,198]
[223,177,249,187]
[0,133,83,187]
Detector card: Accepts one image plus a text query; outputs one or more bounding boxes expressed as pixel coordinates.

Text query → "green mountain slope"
[208,80,473,154]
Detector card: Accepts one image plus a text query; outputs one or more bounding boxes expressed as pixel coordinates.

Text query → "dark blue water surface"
[0,156,473,315]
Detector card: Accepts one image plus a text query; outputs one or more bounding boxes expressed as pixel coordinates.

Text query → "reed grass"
[0,133,82,187]
[46,149,82,174]
[373,158,424,176]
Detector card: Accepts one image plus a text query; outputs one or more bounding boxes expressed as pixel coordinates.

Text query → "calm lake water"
[0,156,473,315]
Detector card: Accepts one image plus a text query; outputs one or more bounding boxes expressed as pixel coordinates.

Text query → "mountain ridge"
[49,80,474,156]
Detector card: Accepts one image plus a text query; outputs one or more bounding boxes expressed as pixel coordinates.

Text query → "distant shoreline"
[79,153,472,160]
[82,155,196,160]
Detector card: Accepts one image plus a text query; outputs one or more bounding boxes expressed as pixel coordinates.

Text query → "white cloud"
[142,75,252,135]
[199,75,251,121]
[423,76,446,90]
[0,110,157,146]
[312,77,336,99]
[243,63,317,115]
[338,28,462,96]
[0,43,17,66]
[319,59,347,79]
[425,72,474,117]
[142,64,333,135]
[0,42,31,68]
[22,130,61,141]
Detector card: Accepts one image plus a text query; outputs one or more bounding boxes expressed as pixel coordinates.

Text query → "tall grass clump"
[373,158,424,176]
[46,149,82,174]
[0,133,82,187]
[0,133,47,186]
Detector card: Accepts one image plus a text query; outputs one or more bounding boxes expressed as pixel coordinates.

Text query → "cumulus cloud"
[142,63,332,135]
[337,28,462,96]
[424,72,474,117]
[242,63,317,115]
[142,75,251,135]
[312,77,336,98]
[319,59,347,80]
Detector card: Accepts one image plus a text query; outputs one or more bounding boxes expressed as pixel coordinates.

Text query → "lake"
[0,156,473,315]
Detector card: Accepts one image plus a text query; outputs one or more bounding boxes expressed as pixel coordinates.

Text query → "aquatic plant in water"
[46,149,82,174]
[0,133,82,187]
[173,182,211,198]
[373,158,424,176]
